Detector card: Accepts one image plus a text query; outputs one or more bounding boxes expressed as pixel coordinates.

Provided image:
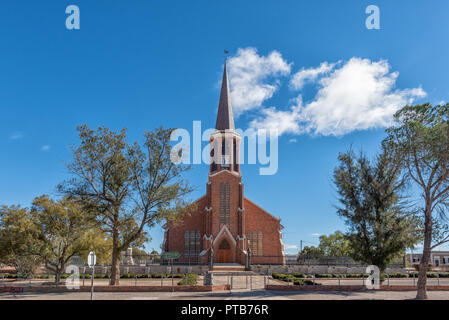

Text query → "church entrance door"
[218,239,231,263]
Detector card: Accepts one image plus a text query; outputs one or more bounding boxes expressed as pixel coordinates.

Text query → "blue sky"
[1,1,449,253]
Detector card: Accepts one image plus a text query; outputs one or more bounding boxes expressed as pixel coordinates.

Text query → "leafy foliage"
[0,205,44,278]
[58,125,194,285]
[384,103,449,299]
[333,148,420,272]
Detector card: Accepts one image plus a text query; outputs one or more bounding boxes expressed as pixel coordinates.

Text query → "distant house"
[406,251,449,268]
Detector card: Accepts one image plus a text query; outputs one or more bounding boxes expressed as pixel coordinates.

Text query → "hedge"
[271,272,449,280]
[178,273,198,286]
[293,279,318,286]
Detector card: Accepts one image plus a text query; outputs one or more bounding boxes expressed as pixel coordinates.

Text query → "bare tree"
[384,103,449,299]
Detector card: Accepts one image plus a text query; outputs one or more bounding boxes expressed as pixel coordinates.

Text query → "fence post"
[2,273,4,287]
[250,274,252,290]
[161,276,163,287]
[387,274,390,286]
[338,275,341,287]
[135,275,137,286]
[413,273,415,286]
[438,273,440,286]
[29,276,32,287]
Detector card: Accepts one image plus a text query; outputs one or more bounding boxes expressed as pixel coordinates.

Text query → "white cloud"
[290,61,337,90]
[250,105,302,136]
[311,233,321,237]
[288,138,297,143]
[10,132,23,140]
[41,145,51,151]
[250,57,426,136]
[227,47,291,115]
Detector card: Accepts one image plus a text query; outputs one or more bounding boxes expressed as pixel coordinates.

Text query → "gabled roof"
[215,60,235,130]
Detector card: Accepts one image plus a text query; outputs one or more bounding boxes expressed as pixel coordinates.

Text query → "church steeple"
[215,60,235,131]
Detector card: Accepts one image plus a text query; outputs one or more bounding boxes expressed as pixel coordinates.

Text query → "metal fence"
[255,255,405,268]
[1,272,199,289]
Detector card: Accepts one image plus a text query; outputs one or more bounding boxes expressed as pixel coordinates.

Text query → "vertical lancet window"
[220,183,230,225]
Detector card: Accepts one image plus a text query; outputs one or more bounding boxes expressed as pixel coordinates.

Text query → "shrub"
[438,273,449,278]
[315,273,333,278]
[178,273,198,286]
[271,272,282,279]
[345,273,369,278]
[150,273,166,278]
[386,272,408,278]
[293,279,319,286]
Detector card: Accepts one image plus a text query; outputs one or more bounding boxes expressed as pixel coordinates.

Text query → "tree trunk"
[55,270,61,286]
[416,204,432,300]
[109,229,121,285]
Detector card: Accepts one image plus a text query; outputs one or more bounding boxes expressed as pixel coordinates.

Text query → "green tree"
[79,233,113,265]
[31,195,98,284]
[298,246,323,256]
[384,103,449,299]
[333,148,420,273]
[0,205,44,278]
[131,247,149,260]
[318,231,352,256]
[59,125,193,285]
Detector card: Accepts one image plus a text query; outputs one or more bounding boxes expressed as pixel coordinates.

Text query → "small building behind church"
[163,61,285,266]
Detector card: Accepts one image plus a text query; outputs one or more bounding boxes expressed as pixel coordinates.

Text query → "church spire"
[215,59,235,130]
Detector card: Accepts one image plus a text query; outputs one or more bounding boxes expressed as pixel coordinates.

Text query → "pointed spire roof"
[215,60,235,130]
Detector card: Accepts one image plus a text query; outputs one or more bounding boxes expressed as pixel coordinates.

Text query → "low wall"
[0,284,230,293]
[252,265,407,275]
[45,265,210,275]
[44,264,407,276]
[266,284,449,291]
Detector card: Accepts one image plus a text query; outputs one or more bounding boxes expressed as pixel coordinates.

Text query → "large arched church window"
[220,183,230,225]
[184,230,201,256]
[247,231,263,256]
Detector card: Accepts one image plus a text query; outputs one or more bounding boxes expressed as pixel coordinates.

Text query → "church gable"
[244,197,280,224]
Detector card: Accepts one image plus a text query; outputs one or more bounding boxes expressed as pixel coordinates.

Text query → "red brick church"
[163,61,285,266]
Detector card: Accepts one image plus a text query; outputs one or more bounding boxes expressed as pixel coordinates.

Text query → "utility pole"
[300,240,303,253]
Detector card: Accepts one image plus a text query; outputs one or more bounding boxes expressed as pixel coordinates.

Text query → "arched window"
[211,147,217,171]
[220,183,230,225]
[184,230,201,256]
[247,231,263,256]
[184,231,190,256]
[233,139,238,171]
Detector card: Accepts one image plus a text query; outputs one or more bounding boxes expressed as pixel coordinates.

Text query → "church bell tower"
[203,59,246,264]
